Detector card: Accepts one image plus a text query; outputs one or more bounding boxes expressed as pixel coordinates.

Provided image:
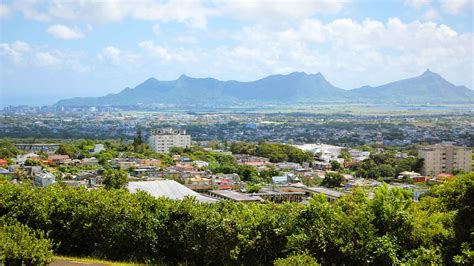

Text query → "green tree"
[321,172,345,188]
[274,252,320,266]
[102,168,128,189]
[0,219,54,265]
[330,160,342,171]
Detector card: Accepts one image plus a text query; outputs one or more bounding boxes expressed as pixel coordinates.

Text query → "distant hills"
[56,70,474,107]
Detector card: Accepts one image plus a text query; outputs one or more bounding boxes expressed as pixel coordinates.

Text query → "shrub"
[0,219,54,265]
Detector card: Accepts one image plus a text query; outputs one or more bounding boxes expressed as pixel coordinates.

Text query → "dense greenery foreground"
[1,173,473,265]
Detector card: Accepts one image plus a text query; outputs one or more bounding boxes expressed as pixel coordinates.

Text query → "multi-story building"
[419,143,472,176]
[149,128,191,153]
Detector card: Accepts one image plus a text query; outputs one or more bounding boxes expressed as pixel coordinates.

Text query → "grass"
[53,255,141,265]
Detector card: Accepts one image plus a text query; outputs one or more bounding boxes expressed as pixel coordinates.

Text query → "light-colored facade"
[419,143,472,176]
[149,128,191,153]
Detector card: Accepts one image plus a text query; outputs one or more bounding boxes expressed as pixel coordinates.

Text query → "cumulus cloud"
[47,25,84,40]
[5,0,351,28]
[441,0,473,14]
[0,41,31,65]
[0,40,89,71]
[216,0,350,23]
[35,51,61,66]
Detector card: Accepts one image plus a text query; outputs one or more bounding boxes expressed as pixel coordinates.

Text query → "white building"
[149,128,191,153]
[34,172,56,187]
[294,143,346,163]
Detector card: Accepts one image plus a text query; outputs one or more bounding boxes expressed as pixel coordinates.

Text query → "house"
[140,159,162,167]
[272,173,299,185]
[0,159,8,167]
[398,171,421,179]
[34,172,56,187]
[275,162,301,170]
[48,154,71,164]
[89,144,105,154]
[193,160,209,169]
[185,176,212,192]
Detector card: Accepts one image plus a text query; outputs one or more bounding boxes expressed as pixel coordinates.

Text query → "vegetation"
[103,168,128,189]
[0,219,54,265]
[321,172,345,188]
[230,142,313,163]
[0,139,22,160]
[0,172,472,264]
[354,152,423,179]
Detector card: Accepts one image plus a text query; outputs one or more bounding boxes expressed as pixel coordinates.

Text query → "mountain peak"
[144,77,158,83]
[421,69,440,78]
[178,74,190,80]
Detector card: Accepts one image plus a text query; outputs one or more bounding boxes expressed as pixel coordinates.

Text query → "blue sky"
[0,0,473,106]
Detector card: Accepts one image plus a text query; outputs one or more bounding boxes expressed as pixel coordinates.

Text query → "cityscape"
[1,0,473,265]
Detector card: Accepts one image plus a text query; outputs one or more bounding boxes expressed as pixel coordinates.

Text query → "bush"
[0,219,53,265]
[274,252,320,266]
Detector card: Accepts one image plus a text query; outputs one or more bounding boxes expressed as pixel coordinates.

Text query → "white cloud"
[35,52,61,66]
[98,46,122,65]
[441,0,473,14]
[216,0,350,23]
[0,41,31,65]
[138,41,173,61]
[47,25,84,40]
[7,0,350,28]
[404,0,431,9]
[0,40,90,72]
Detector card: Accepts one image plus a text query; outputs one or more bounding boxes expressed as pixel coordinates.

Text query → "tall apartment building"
[149,128,191,153]
[418,143,472,176]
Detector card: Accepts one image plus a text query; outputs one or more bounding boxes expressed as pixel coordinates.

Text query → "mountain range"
[56,70,474,107]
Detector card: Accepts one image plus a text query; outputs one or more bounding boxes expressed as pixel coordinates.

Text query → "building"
[149,128,191,153]
[419,143,472,176]
[34,172,56,187]
[127,180,217,203]
[48,154,71,164]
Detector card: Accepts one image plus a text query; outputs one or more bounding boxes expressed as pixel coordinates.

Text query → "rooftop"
[128,180,217,203]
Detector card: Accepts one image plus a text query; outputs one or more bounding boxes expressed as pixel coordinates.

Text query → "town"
[1,122,471,204]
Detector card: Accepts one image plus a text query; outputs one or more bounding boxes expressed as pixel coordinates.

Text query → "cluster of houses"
[2,140,470,204]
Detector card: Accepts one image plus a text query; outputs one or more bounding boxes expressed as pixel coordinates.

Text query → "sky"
[0,0,473,106]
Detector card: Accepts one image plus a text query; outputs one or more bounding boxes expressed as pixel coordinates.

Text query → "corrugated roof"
[127,180,217,203]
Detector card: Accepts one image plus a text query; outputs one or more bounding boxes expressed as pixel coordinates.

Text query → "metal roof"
[210,190,262,201]
[128,180,217,203]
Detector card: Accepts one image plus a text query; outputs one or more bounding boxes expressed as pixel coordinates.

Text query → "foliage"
[330,160,342,171]
[274,252,320,266]
[102,168,128,189]
[24,158,42,166]
[0,139,22,160]
[230,142,313,163]
[246,183,262,193]
[321,172,345,188]
[355,153,423,179]
[0,172,472,264]
[0,219,54,265]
